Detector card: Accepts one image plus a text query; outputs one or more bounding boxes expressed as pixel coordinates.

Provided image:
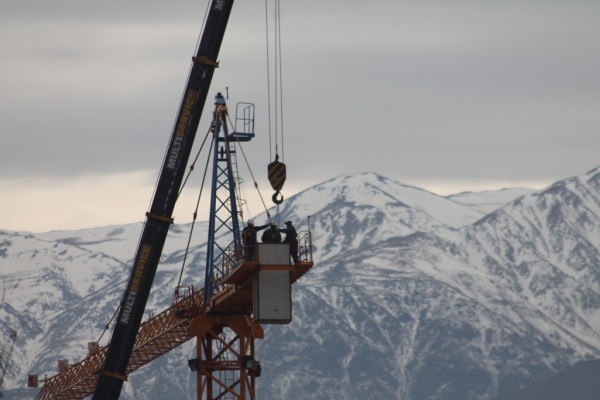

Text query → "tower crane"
[29,1,314,399]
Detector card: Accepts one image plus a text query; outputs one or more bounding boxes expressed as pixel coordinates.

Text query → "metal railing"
[206,230,313,296]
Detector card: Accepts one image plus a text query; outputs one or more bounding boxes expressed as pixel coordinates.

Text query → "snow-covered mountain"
[2,168,600,399]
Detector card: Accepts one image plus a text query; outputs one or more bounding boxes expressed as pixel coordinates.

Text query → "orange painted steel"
[189,314,264,400]
[35,288,205,400]
[35,238,313,400]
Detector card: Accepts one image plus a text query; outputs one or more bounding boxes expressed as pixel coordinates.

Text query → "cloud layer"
[2,0,599,231]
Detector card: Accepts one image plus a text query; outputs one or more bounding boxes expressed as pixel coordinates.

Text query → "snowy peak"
[275,172,486,263]
[285,172,484,226]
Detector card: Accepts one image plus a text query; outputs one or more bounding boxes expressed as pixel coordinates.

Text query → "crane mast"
[93,1,234,398]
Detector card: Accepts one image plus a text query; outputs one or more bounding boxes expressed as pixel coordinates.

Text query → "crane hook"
[272,191,284,204]
[268,154,286,205]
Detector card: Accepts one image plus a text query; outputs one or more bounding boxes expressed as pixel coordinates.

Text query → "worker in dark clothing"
[261,223,282,244]
[279,220,299,264]
[242,220,268,261]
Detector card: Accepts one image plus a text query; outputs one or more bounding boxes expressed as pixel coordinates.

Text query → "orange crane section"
[35,238,313,400]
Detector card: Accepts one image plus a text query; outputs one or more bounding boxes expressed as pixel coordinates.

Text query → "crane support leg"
[188,315,264,400]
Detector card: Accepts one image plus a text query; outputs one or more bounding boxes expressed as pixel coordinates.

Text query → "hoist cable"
[177,132,215,288]
[265,0,286,163]
[97,306,118,344]
[195,0,212,55]
[276,0,285,161]
[179,0,212,198]
[264,0,274,163]
[226,113,273,221]
[178,125,212,198]
[273,0,280,159]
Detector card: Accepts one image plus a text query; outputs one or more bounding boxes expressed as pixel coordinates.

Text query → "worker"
[279,220,298,264]
[242,220,268,261]
[261,223,282,244]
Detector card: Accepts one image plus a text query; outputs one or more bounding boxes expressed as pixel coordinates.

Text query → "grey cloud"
[1,0,599,186]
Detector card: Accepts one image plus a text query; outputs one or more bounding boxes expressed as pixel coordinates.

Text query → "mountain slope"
[500,359,600,400]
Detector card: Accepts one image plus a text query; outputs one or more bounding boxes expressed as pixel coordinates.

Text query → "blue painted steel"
[204,93,245,301]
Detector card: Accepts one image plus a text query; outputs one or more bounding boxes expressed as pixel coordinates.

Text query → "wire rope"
[273,0,280,159]
[97,307,118,344]
[178,125,212,198]
[173,0,212,288]
[264,0,274,163]
[226,113,273,221]
[265,0,286,163]
[263,0,288,212]
[276,0,285,161]
[176,131,215,288]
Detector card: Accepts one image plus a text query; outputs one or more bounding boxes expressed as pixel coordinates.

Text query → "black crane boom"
[93,1,235,398]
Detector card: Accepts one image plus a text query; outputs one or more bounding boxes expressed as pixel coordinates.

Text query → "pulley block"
[268,156,286,204]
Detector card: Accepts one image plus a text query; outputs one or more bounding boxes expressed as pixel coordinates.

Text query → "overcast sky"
[1,0,599,232]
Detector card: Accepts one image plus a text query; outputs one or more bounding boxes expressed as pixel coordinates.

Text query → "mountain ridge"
[2,168,600,399]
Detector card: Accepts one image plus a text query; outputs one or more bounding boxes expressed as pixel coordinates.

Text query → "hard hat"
[285,220,292,225]
[248,219,254,225]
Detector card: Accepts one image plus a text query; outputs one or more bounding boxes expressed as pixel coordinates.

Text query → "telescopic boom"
[93,1,235,398]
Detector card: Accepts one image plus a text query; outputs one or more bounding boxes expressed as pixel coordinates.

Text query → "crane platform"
[209,260,313,314]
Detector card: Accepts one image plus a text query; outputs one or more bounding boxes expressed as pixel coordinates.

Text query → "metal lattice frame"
[189,315,263,400]
[204,97,243,301]
[35,288,205,400]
